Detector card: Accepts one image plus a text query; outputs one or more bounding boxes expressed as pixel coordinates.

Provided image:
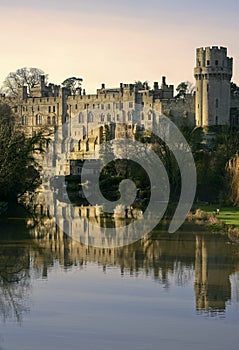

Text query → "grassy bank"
[193,205,239,227]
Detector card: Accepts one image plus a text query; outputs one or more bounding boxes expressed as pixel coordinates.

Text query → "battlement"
[195,46,233,71]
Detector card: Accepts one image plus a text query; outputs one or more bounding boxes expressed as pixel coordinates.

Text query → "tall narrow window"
[78,112,84,123]
[36,114,42,125]
[22,115,27,125]
[215,98,219,108]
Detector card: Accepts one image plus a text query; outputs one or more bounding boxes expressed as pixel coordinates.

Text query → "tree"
[0,103,50,201]
[134,81,149,90]
[226,154,239,206]
[175,81,195,100]
[230,82,239,97]
[62,77,83,95]
[1,67,46,97]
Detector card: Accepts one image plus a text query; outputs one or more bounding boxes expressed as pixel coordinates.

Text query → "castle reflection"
[1,193,239,324]
[24,191,239,315]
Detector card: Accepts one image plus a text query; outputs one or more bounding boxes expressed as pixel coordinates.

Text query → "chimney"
[154,82,159,90]
[162,76,166,86]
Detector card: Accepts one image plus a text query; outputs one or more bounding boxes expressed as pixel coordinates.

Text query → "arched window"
[78,112,84,123]
[47,116,51,125]
[148,111,153,121]
[35,114,42,125]
[52,116,56,124]
[88,112,93,123]
[22,115,28,125]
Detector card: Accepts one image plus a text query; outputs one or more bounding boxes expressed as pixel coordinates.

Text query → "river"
[0,201,239,350]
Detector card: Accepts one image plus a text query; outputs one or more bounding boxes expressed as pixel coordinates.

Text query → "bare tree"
[1,67,46,97]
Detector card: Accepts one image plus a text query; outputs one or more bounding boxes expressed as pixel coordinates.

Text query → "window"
[53,106,56,113]
[78,112,84,123]
[36,114,42,125]
[129,102,133,108]
[215,98,219,108]
[215,116,218,125]
[100,114,104,122]
[101,104,104,110]
[148,111,153,121]
[107,104,111,109]
[75,104,77,110]
[52,116,56,124]
[207,60,210,66]
[48,106,51,113]
[47,116,51,124]
[116,114,120,121]
[215,60,218,66]
[88,112,93,122]
[128,111,132,121]
[22,115,27,125]
[107,114,111,122]
[78,140,81,151]
[141,113,144,120]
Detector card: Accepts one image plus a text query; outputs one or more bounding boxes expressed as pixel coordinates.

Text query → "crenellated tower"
[194,46,233,127]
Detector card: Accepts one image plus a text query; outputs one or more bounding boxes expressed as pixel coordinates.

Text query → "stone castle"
[1,46,239,175]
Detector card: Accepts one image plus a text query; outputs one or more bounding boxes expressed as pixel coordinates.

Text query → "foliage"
[230,82,239,97]
[175,81,195,99]
[0,103,50,201]
[62,77,83,95]
[1,67,46,97]
[226,154,239,206]
[134,81,150,90]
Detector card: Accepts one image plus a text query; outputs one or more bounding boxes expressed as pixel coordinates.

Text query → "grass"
[194,205,239,227]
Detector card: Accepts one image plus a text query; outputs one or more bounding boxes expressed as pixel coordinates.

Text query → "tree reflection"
[3,193,239,322]
[0,245,30,323]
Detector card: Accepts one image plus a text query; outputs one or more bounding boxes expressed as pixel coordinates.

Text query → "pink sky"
[0,1,239,93]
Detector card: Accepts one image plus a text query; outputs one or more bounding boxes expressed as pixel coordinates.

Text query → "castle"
[1,46,239,175]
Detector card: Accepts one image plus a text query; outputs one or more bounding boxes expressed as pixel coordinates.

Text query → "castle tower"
[194,46,233,127]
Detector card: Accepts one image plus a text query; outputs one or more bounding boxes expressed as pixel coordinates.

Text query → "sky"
[0,0,239,93]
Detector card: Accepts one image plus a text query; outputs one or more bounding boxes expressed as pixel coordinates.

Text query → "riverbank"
[188,205,239,242]
[195,205,239,227]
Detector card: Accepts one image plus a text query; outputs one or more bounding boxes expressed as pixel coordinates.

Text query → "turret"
[194,46,233,127]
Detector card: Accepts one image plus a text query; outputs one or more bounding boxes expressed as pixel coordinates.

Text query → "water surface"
[0,209,239,350]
